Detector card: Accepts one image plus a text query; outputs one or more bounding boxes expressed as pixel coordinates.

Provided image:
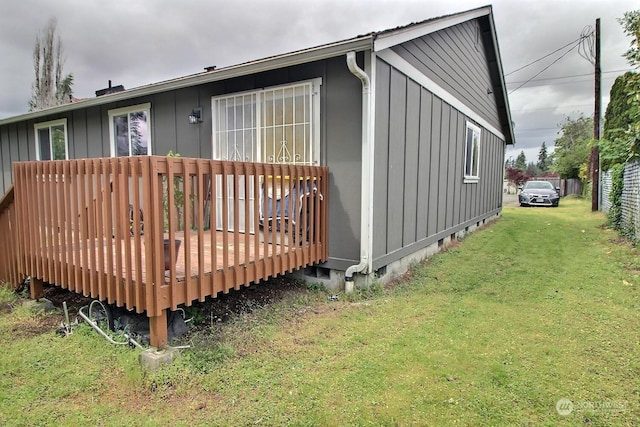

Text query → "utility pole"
[591,18,601,212]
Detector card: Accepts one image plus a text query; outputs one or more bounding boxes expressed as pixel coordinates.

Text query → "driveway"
[503,193,519,207]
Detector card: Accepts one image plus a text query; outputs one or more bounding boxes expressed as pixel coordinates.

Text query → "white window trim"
[108,102,152,157]
[464,121,481,183]
[211,78,322,164]
[34,118,69,160]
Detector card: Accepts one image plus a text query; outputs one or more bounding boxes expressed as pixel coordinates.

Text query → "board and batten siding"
[0,56,364,271]
[372,56,504,269]
[391,18,501,132]
[1,121,35,193]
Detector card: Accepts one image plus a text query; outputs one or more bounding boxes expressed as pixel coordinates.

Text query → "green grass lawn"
[0,198,638,426]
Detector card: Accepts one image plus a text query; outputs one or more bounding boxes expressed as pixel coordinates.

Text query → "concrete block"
[291,267,343,291]
[139,347,181,371]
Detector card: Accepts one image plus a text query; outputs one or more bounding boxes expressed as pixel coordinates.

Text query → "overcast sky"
[0,0,637,163]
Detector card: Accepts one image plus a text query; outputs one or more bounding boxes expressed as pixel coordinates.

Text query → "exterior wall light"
[188,108,203,124]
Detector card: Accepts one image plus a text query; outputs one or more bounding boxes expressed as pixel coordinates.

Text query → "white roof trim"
[376,49,505,140]
[373,6,491,52]
[486,11,515,145]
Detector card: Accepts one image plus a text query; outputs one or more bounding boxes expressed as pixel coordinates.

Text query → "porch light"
[188,108,202,124]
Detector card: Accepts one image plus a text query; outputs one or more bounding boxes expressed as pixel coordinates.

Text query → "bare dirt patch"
[183,277,312,330]
[30,277,313,343]
[43,285,94,311]
[0,301,14,314]
[8,314,61,339]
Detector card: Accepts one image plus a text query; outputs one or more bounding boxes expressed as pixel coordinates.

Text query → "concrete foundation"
[292,265,375,291]
[291,266,344,291]
[374,213,500,286]
[294,212,501,293]
[139,346,181,371]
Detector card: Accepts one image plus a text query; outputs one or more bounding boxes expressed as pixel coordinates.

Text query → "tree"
[515,150,527,172]
[600,72,638,170]
[616,10,640,162]
[620,10,640,66]
[536,142,549,173]
[551,115,593,179]
[504,157,514,169]
[604,73,637,139]
[505,167,530,187]
[29,18,73,111]
[526,162,540,177]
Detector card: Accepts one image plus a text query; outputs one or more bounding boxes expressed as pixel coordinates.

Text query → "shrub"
[607,163,625,231]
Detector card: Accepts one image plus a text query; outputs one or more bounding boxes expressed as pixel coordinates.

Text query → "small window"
[108,103,151,157]
[464,121,481,182]
[34,119,68,160]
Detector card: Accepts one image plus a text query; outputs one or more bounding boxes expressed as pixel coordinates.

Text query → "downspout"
[345,51,373,292]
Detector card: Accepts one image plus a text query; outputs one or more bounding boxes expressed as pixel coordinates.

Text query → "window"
[212,78,321,164]
[464,121,481,182]
[211,79,321,233]
[34,119,68,160]
[108,103,151,157]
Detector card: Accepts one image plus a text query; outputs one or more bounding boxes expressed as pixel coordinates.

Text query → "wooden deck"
[1,156,328,347]
[54,230,284,284]
[160,230,279,282]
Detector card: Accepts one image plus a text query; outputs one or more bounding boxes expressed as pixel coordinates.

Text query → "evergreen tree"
[504,157,515,169]
[536,142,549,173]
[515,150,527,172]
[526,162,540,177]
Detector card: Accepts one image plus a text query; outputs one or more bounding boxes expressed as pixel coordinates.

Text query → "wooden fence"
[1,156,328,347]
[541,178,582,197]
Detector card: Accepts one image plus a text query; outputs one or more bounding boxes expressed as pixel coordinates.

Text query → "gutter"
[345,51,374,292]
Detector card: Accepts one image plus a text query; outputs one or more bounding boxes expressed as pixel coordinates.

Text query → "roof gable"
[373,6,492,51]
[373,5,514,145]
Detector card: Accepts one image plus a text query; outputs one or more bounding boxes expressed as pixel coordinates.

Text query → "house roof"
[0,5,513,144]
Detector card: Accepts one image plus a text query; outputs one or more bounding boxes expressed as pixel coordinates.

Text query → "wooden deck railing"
[0,185,20,287]
[7,156,328,346]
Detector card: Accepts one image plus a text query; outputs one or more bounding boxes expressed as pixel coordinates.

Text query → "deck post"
[30,277,44,300]
[149,309,168,348]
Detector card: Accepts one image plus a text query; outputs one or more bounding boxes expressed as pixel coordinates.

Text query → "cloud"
[0,0,637,164]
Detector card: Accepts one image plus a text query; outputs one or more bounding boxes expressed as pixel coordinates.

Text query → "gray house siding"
[0,56,363,270]
[372,56,505,269]
[323,57,363,268]
[1,121,34,191]
[0,10,511,279]
[391,18,501,132]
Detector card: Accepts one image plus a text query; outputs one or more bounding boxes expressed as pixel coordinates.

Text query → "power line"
[509,41,581,94]
[578,25,596,65]
[505,36,587,76]
[506,69,632,85]
[512,104,592,112]
[507,74,621,89]
[516,127,563,132]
